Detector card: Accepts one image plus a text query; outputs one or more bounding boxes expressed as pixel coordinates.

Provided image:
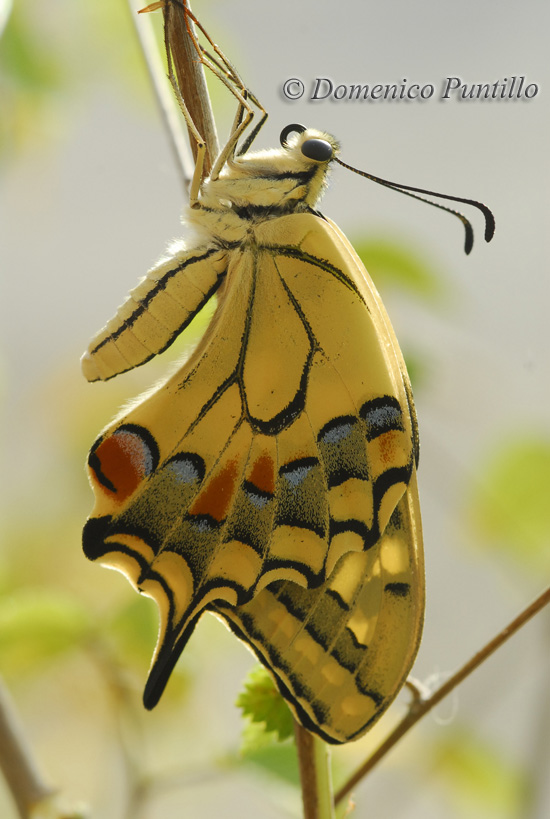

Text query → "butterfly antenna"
[335,157,495,254]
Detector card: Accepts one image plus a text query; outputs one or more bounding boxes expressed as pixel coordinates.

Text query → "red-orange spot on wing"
[189,460,239,521]
[249,454,275,495]
[377,431,401,465]
[92,431,152,502]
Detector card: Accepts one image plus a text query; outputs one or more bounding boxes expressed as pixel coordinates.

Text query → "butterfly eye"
[280,123,306,147]
[301,138,333,162]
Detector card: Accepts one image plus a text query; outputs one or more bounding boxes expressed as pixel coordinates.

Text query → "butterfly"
[81,3,494,744]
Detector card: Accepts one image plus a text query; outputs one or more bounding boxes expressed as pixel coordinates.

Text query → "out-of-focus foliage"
[106,596,160,671]
[29,793,89,819]
[0,3,62,154]
[238,739,300,789]
[429,727,528,819]
[467,437,550,573]
[0,6,60,91]
[0,0,230,162]
[0,591,91,677]
[354,236,443,393]
[0,1,146,157]
[354,237,443,302]
[0,0,13,37]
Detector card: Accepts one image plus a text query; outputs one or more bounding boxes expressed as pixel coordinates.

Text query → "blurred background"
[1,0,549,816]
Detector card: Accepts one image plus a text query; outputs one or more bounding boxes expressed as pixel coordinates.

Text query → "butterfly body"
[83,128,424,743]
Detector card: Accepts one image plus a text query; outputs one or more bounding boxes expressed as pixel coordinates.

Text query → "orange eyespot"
[88,425,158,501]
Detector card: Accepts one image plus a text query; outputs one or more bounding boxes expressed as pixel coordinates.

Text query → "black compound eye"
[301,138,333,162]
[280,123,306,147]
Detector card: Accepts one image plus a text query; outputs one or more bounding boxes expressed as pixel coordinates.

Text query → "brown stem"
[335,585,550,806]
[0,678,55,818]
[295,721,319,819]
[294,719,335,819]
[162,0,218,173]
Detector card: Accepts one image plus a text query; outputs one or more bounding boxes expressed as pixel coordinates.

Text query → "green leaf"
[0,7,61,91]
[468,437,550,572]
[236,664,294,745]
[430,728,527,818]
[0,591,91,675]
[402,349,428,392]
[238,741,300,787]
[107,595,160,667]
[352,237,443,303]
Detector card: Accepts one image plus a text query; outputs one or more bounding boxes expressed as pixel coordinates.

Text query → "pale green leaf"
[0,591,91,675]
[239,742,300,787]
[468,437,550,572]
[107,596,160,667]
[0,7,61,91]
[352,237,443,302]
[430,728,527,818]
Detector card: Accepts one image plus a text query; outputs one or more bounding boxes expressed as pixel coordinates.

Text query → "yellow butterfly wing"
[211,215,424,743]
[81,241,227,382]
[83,209,423,743]
[216,476,421,743]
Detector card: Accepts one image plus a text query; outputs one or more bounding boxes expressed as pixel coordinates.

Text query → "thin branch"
[294,719,335,819]
[0,677,55,818]
[126,0,194,191]
[335,585,550,806]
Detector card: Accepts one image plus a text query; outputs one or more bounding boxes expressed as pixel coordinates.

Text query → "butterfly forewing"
[82,244,227,382]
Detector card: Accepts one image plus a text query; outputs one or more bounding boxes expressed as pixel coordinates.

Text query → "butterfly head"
[202,125,339,212]
[279,123,337,162]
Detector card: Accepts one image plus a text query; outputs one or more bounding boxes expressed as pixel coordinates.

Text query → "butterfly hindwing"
[215,472,422,744]
[83,206,423,741]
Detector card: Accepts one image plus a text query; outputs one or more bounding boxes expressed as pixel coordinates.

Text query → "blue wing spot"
[164,453,205,484]
[188,514,220,533]
[319,420,355,445]
[243,483,272,509]
[280,457,319,488]
[361,397,404,440]
[284,465,312,487]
